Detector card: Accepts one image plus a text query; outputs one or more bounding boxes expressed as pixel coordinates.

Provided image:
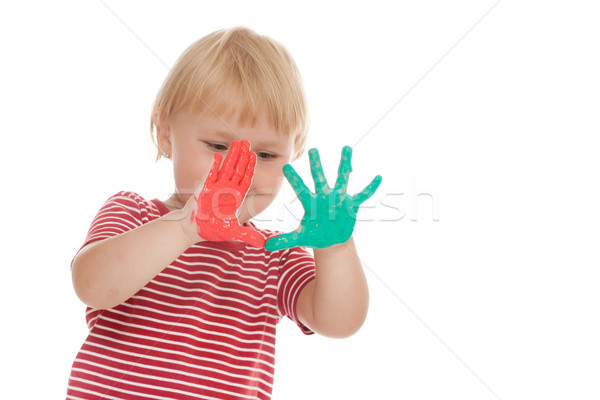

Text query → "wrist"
[313,236,353,258]
[162,209,202,247]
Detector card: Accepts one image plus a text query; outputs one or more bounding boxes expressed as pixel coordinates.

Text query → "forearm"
[303,236,369,338]
[71,209,199,309]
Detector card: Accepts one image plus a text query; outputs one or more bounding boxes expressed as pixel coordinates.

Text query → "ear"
[156,119,173,157]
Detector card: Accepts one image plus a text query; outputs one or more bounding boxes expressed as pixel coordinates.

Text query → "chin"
[239,193,274,223]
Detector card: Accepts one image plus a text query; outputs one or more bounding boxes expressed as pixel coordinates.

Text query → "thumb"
[235,225,266,248]
[265,231,301,252]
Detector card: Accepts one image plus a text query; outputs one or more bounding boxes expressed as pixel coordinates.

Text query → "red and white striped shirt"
[67,191,315,400]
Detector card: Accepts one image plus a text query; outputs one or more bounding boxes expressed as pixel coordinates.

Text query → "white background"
[1,1,599,399]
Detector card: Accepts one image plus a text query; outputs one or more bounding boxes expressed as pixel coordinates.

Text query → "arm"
[296,236,368,338]
[265,145,381,338]
[73,140,264,309]
[72,205,200,310]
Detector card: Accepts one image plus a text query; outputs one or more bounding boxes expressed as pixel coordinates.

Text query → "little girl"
[67,27,379,400]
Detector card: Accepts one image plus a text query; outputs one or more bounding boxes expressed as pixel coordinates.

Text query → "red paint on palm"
[192,140,266,248]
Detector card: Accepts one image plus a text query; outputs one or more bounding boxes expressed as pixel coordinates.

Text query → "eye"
[256,152,277,160]
[205,142,228,152]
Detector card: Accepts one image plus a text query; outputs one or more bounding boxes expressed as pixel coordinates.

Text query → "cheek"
[173,152,215,193]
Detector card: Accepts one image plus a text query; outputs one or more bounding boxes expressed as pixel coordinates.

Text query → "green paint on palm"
[265,146,382,251]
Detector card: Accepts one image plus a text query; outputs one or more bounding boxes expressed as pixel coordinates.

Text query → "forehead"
[176,107,293,150]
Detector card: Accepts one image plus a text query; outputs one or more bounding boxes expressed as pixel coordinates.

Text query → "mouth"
[246,188,274,197]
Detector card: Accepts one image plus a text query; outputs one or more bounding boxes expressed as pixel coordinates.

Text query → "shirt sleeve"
[72,192,153,327]
[277,246,316,335]
[77,191,152,253]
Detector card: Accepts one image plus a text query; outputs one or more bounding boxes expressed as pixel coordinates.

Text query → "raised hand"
[192,139,266,248]
[265,145,382,251]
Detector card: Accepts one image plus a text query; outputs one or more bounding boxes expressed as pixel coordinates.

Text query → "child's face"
[159,106,294,224]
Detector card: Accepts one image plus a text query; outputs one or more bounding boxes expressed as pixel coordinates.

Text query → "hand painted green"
[265,145,382,251]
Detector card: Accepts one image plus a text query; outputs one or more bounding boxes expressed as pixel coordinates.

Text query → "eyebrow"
[211,130,284,149]
[212,130,240,141]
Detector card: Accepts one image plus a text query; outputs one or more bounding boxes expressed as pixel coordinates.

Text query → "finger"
[235,225,266,248]
[239,151,257,194]
[352,175,383,207]
[283,164,311,208]
[309,148,329,194]
[205,152,223,185]
[334,145,353,193]
[231,140,250,184]
[218,140,240,181]
[264,231,301,251]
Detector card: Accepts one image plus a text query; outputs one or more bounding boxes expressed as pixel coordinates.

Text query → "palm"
[195,179,244,239]
[265,146,382,251]
[193,140,266,248]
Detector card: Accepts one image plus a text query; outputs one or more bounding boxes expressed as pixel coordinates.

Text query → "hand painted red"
[192,139,266,248]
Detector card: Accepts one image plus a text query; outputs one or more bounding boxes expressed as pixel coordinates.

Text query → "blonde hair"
[150,27,308,161]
